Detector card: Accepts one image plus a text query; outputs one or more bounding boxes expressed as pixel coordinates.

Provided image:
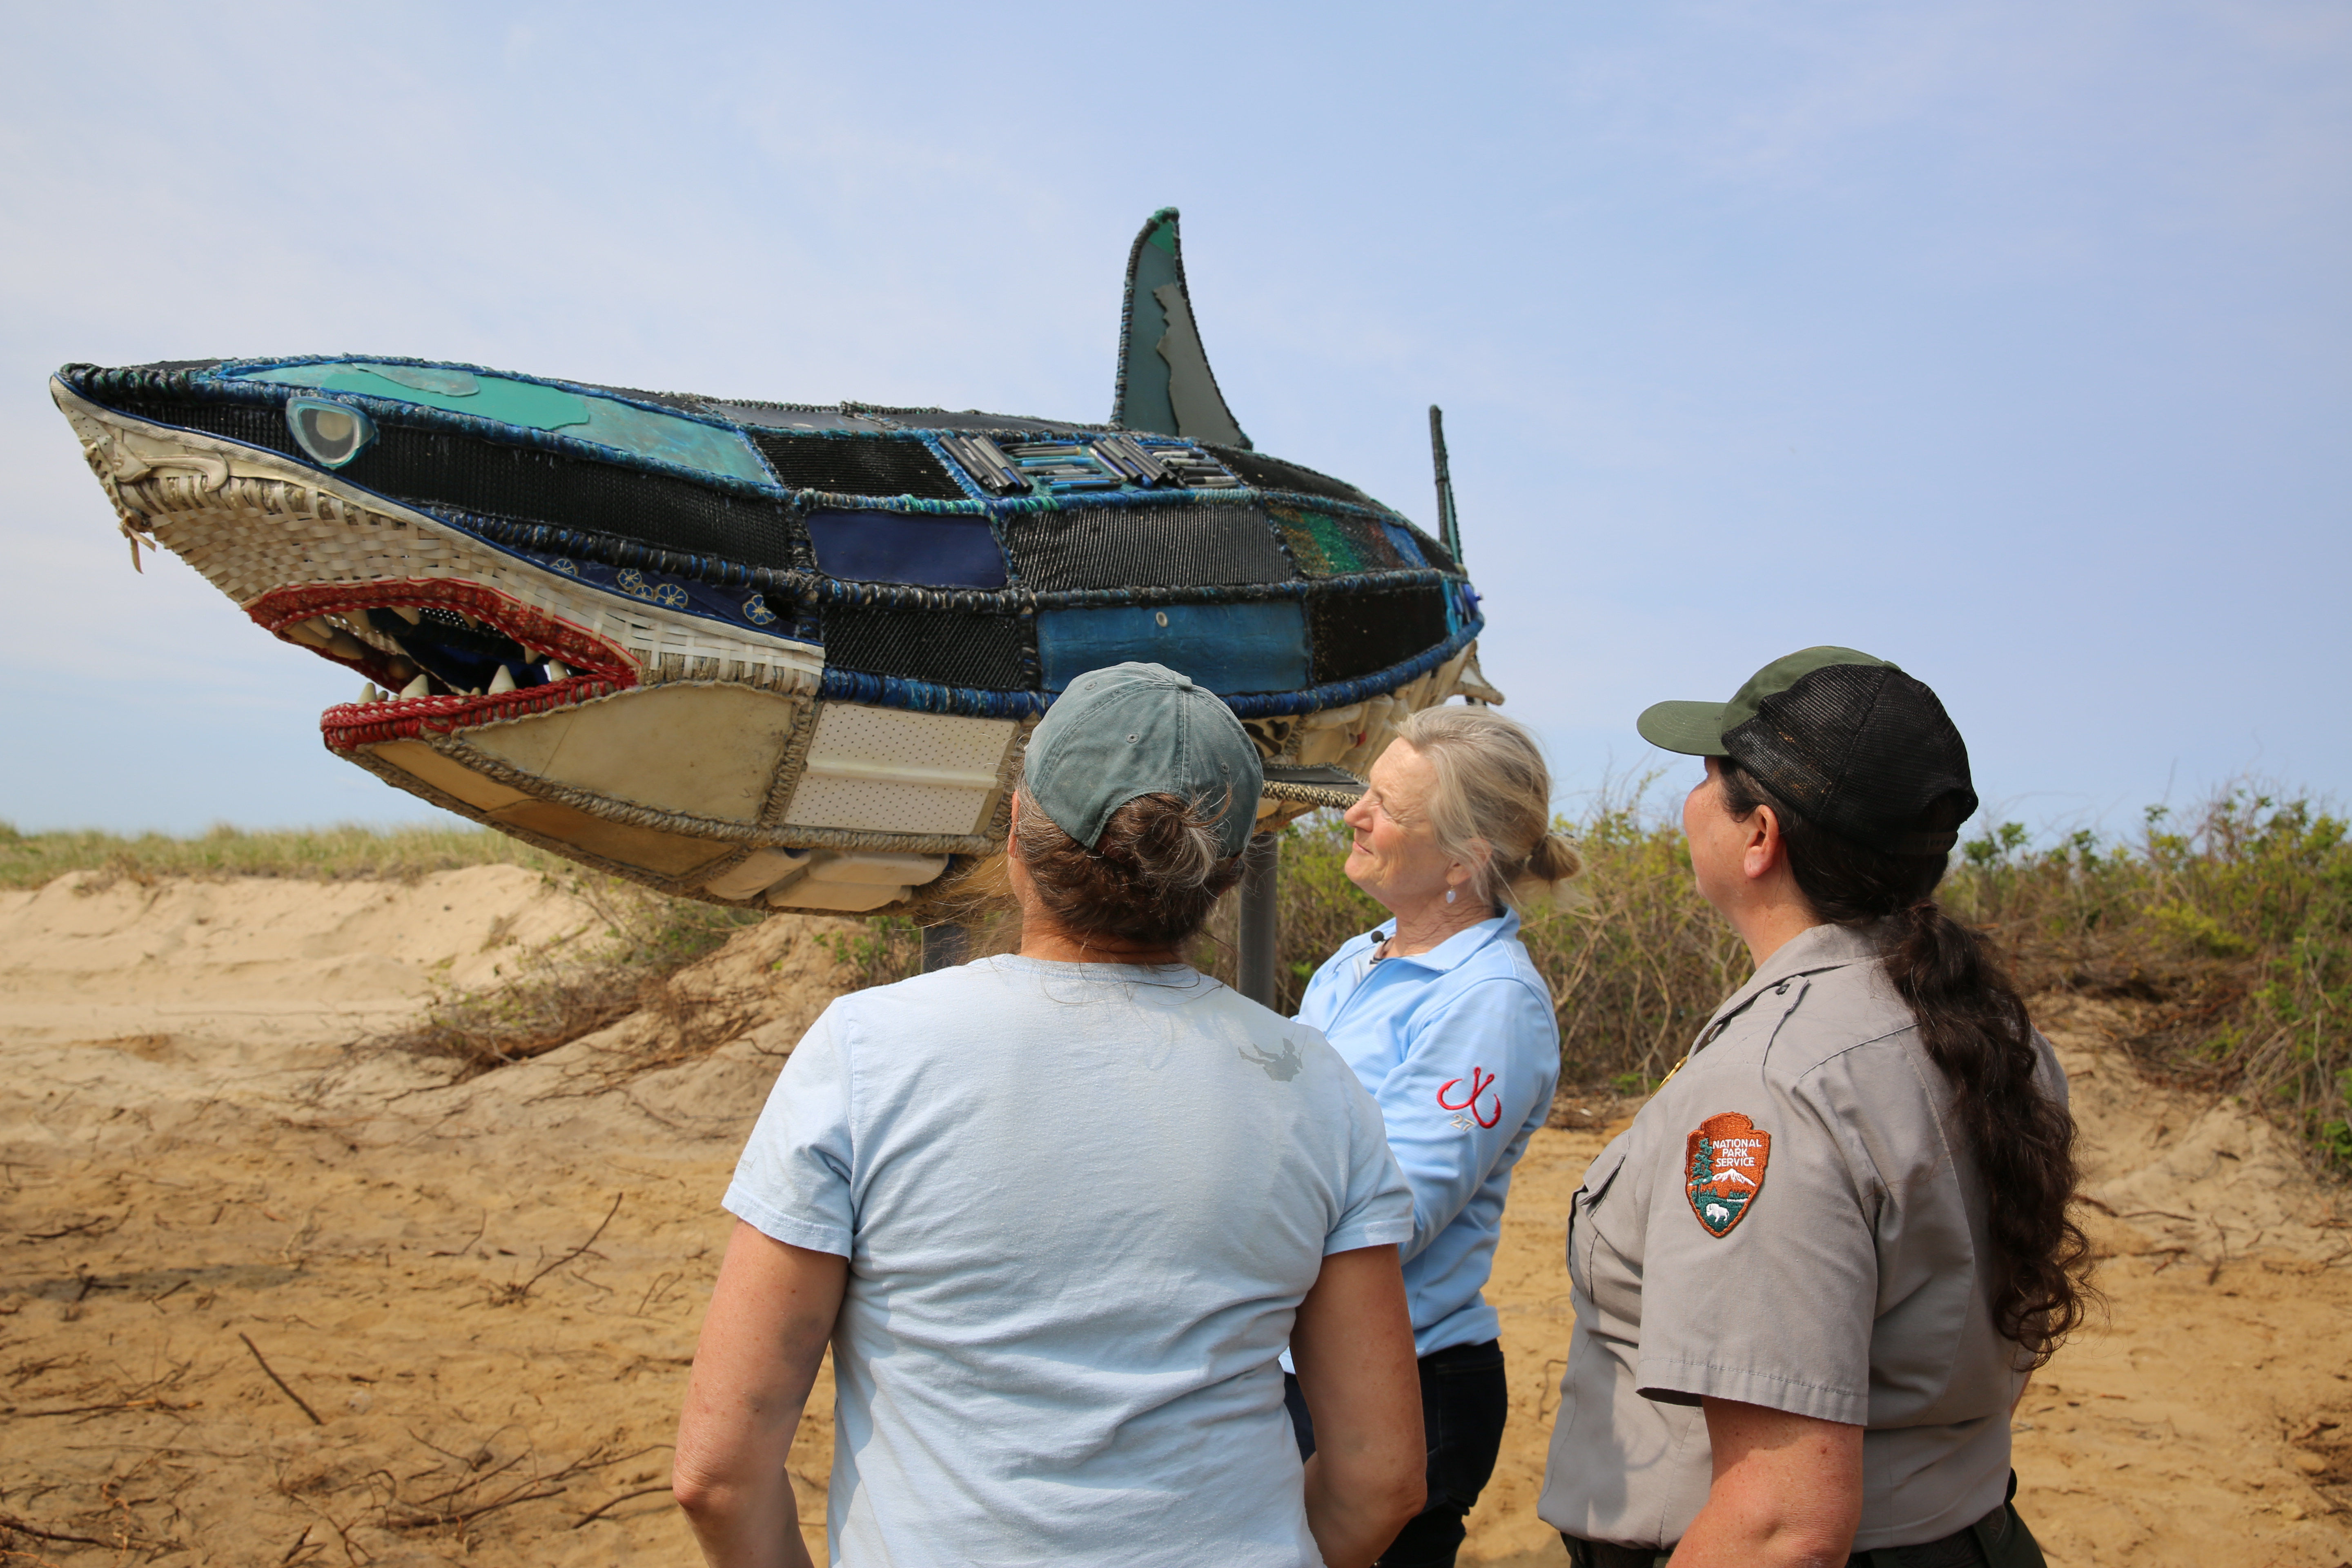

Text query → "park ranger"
[1539,648,2089,1568]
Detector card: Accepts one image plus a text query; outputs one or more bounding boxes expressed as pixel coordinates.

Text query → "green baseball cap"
[1637,646,1980,856]
[1024,662,1263,859]
[1636,646,1893,757]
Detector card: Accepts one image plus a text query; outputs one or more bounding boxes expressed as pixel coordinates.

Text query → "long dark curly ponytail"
[1719,758,2094,1365]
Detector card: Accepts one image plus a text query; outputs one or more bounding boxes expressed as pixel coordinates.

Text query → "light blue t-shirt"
[1295,909,1560,1356]
[725,955,1413,1568]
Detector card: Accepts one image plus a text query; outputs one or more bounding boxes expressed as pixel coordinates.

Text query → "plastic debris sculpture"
[50,210,1501,914]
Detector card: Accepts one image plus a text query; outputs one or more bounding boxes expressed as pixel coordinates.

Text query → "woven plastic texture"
[1726,664,1978,854]
[869,409,1082,435]
[1036,602,1307,694]
[107,396,299,458]
[1002,504,1293,590]
[1203,445,1372,506]
[1401,519,1459,575]
[785,705,1012,835]
[1270,506,1414,577]
[1310,585,1452,684]
[821,604,1030,690]
[804,512,1007,588]
[748,433,970,500]
[104,395,799,569]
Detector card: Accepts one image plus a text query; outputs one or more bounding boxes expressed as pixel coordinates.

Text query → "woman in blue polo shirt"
[1287,705,1578,1568]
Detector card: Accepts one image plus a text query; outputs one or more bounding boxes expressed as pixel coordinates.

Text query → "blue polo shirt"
[1295,909,1560,1356]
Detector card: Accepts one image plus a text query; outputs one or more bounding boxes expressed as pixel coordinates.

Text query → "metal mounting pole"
[1237,831,1280,1008]
[921,923,969,973]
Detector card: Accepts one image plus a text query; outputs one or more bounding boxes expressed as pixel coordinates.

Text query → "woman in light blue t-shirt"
[674,663,1428,1568]
[1290,706,1577,1568]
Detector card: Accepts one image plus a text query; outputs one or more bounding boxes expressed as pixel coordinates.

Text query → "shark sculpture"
[50,210,1500,914]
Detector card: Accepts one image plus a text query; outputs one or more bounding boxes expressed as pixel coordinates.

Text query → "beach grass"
[0,820,564,887]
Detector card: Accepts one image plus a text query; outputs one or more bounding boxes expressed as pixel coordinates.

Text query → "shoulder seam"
[1789,1021,1921,1087]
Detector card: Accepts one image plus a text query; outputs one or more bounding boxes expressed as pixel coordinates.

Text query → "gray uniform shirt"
[1537,922,2067,1552]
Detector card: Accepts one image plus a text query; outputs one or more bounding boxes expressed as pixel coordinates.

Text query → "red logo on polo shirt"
[1686,1111,1771,1238]
[1437,1068,1502,1129]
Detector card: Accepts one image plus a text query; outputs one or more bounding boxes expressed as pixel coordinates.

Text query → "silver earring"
[1445,889,1457,904]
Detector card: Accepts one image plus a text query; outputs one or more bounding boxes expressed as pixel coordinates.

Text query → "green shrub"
[1944,789,2350,1176]
[1184,782,2351,1173]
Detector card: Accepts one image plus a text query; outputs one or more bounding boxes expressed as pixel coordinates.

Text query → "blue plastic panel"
[1037,601,1308,694]
[804,510,1007,588]
[1380,521,1430,567]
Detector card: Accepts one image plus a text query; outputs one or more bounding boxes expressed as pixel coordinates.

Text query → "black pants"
[1560,1472,2047,1568]
[1284,1339,1508,1568]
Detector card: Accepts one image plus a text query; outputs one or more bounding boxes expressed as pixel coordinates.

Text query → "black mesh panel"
[102,396,798,568]
[1203,445,1373,506]
[109,396,299,458]
[821,604,1029,689]
[748,432,970,500]
[1725,664,1977,854]
[1310,585,1451,684]
[1002,504,1294,590]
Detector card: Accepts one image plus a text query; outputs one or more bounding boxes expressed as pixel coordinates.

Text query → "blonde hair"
[1391,706,1582,913]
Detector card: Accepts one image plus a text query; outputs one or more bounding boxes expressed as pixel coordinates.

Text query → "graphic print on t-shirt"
[1437,1067,1501,1130]
[1684,1111,1771,1237]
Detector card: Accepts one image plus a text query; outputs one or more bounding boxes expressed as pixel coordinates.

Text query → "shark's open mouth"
[251,578,638,750]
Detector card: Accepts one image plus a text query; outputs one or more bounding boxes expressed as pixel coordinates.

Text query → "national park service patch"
[1685,1111,1770,1238]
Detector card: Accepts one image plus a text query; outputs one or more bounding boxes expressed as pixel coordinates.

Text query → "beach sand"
[2,874,2344,1565]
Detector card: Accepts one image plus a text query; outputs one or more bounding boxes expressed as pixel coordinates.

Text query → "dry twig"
[238,1332,323,1426]
[571,1484,672,1529]
[0,1516,112,1548]
[15,1397,198,1420]
[493,1193,622,1306]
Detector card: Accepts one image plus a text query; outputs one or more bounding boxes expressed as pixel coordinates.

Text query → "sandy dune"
[2,875,2346,1566]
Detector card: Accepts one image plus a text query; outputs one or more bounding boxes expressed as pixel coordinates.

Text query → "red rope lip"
[244,580,640,753]
[321,677,630,750]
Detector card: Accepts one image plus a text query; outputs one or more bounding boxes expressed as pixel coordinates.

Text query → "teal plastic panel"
[1037,601,1308,695]
[238,362,769,485]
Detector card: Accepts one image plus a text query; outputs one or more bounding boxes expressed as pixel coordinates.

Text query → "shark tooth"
[487,665,517,695]
[544,659,572,682]
[390,606,423,625]
[361,683,381,704]
[399,673,431,700]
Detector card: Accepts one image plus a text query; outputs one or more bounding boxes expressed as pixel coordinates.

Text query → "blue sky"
[2,1,2345,837]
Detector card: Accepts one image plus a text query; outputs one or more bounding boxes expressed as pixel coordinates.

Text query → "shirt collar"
[1699,921,1880,1038]
[1368,907,1521,973]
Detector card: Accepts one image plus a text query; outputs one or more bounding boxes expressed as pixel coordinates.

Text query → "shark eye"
[286,396,376,468]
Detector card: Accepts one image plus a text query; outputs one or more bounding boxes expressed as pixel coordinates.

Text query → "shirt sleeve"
[722,1002,857,1258]
[1629,1063,1878,1426]
[1323,1045,1416,1256]
[1374,978,1560,1263]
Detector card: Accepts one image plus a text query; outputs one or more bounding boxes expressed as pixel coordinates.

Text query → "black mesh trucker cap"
[1636,646,1980,857]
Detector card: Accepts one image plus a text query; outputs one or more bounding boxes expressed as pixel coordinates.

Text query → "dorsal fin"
[1109,209,1251,450]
